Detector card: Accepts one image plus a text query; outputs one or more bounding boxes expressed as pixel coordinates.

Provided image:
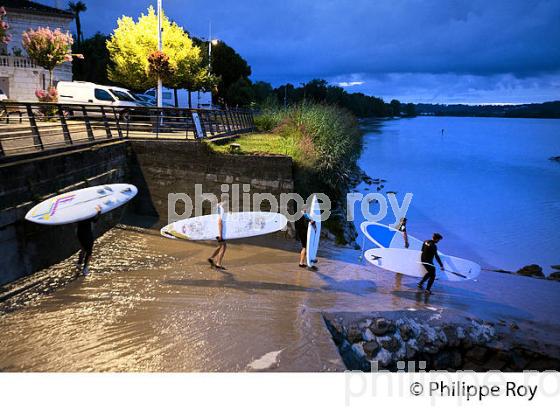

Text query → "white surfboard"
[25,183,138,225]
[361,221,423,250]
[306,195,322,267]
[161,212,287,241]
[364,248,480,281]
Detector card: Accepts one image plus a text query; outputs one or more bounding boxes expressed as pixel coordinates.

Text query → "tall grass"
[255,103,363,198]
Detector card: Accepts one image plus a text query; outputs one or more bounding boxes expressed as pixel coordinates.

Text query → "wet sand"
[0,226,559,371]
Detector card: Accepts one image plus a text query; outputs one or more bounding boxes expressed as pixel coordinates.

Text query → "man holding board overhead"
[417,233,444,295]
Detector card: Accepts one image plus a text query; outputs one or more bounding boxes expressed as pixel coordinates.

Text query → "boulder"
[352,343,367,360]
[347,324,363,343]
[362,328,375,342]
[547,272,560,281]
[370,318,395,336]
[399,323,414,341]
[380,335,402,353]
[327,319,345,345]
[551,265,560,270]
[405,339,419,359]
[363,340,380,358]
[516,264,544,278]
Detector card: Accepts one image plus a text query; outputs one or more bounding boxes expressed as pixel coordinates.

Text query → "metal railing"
[0,101,255,158]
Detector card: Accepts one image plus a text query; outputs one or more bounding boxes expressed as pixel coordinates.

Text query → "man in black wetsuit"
[417,233,444,294]
[294,208,316,269]
[77,205,101,276]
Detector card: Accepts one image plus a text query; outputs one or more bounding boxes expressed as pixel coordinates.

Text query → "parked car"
[131,92,156,106]
[144,87,212,108]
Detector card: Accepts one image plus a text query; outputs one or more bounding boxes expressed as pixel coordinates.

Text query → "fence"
[0,102,255,158]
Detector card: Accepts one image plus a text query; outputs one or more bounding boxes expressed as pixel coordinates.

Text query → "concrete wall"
[128,140,294,225]
[0,141,128,285]
[0,140,295,284]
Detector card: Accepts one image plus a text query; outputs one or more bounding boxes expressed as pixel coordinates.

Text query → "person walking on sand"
[295,208,316,269]
[208,201,227,270]
[77,205,102,276]
[417,233,444,295]
[396,217,409,248]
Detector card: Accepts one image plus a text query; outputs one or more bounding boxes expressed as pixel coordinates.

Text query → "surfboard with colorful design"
[25,183,137,225]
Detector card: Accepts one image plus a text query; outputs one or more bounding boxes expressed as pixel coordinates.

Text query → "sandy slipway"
[0,226,559,372]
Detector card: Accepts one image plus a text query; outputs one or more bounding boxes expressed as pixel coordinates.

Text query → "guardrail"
[0,102,255,158]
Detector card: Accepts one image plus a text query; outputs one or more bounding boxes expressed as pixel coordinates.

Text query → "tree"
[68,1,87,49]
[107,6,206,99]
[0,6,11,44]
[390,99,401,117]
[22,27,80,87]
[72,32,111,84]
[225,78,254,107]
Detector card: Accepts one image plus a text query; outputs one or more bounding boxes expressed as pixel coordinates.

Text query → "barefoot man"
[77,205,102,276]
[417,233,444,295]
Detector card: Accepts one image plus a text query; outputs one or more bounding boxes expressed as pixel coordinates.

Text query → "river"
[355,116,560,273]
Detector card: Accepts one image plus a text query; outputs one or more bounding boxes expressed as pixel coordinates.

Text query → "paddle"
[417,261,468,279]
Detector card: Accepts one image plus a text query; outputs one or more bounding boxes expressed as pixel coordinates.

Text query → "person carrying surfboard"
[295,208,316,269]
[208,201,227,270]
[417,233,444,294]
[77,205,102,276]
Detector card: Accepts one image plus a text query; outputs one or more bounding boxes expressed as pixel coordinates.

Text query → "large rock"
[370,318,395,336]
[379,335,402,353]
[516,264,544,278]
[548,272,560,281]
[347,324,363,343]
[362,328,375,342]
[399,323,414,341]
[363,340,380,358]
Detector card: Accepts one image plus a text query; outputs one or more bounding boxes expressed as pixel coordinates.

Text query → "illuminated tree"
[107,5,209,103]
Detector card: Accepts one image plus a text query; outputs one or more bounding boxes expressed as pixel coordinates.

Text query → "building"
[1,0,74,101]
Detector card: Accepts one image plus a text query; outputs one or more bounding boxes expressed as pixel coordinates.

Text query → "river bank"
[1,225,559,371]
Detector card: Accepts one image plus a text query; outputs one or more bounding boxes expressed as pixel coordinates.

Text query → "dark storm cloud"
[55,0,560,102]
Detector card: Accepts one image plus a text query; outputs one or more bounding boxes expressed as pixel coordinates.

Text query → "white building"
[1,0,74,101]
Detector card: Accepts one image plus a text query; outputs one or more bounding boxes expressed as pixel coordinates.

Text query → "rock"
[510,322,519,330]
[547,272,560,281]
[363,340,380,358]
[352,343,367,360]
[516,264,544,278]
[370,318,395,336]
[358,319,372,330]
[327,319,345,345]
[465,346,488,363]
[380,335,401,353]
[405,339,419,359]
[372,348,393,368]
[551,265,560,270]
[399,323,414,341]
[362,328,375,342]
[347,324,362,343]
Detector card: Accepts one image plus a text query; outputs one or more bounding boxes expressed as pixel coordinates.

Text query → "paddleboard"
[306,195,322,267]
[161,211,287,241]
[364,247,480,281]
[25,183,138,225]
[361,221,423,250]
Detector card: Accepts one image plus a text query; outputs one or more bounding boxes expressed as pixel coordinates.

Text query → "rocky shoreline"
[324,311,560,372]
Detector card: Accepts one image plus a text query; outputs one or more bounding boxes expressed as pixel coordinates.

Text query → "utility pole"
[157,0,163,107]
[208,21,212,71]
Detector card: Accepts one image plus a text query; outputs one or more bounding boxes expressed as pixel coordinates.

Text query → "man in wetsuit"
[77,205,102,276]
[397,217,409,248]
[295,208,316,269]
[417,233,444,294]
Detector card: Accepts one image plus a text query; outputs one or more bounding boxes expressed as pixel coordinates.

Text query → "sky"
[46,0,560,104]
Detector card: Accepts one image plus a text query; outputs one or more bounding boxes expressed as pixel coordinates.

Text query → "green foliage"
[72,32,112,84]
[106,6,206,92]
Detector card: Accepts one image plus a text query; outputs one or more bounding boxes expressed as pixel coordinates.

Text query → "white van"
[57,81,139,109]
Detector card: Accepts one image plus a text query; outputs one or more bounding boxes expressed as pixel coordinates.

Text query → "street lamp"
[208,21,218,72]
[157,0,163,107]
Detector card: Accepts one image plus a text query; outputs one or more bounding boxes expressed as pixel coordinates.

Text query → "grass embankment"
[206,103,363,244]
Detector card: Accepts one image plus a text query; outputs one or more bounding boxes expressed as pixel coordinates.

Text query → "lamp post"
[208,21,218,72]
[157,0,163,107]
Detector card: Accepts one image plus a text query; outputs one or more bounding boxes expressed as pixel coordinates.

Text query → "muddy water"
[1,227,559,371]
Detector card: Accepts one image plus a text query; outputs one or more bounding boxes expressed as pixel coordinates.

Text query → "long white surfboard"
[306,195,321,267]
[364,247,480,281]
[361,221,423,250]
[25,183,138,225]
[161,212,287,241]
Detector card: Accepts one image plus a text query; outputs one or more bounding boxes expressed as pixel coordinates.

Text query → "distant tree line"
[415,102,560,119]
